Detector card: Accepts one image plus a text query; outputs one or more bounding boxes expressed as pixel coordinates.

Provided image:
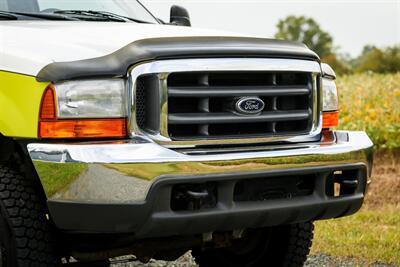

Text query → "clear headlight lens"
[55,79,127,118]
[322,78,338,112]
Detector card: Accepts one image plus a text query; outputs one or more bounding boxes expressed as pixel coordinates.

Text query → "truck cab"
[0,1,373,266]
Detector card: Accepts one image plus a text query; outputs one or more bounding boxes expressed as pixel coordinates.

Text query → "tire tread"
[0,165,57,266]
[283,222,314,267]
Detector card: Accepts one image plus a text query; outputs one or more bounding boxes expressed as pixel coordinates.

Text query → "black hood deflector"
[36,36,319,82]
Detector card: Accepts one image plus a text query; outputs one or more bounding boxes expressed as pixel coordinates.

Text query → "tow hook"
[332,170,360,196]
[171,183,217,211]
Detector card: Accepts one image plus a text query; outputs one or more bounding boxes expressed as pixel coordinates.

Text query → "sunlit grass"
[312,205,400,265]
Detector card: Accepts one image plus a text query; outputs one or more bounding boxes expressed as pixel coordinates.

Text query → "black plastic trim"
[47,164,367,238]
[36,37,319,82]
[168,85,311,98]
[168,110,311,125]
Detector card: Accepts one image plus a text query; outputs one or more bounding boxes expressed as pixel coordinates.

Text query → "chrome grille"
[167,72,313,140]
[131,58,322,146]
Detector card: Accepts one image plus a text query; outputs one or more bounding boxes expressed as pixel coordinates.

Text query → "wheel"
[0,164,59,266]
[193,222,314,267]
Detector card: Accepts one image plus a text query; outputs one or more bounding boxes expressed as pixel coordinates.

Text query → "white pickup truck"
[0,1,373,266]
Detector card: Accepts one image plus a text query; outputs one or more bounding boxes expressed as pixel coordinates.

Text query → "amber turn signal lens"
[39,86,56,120]
[39,119,127,139]
[38,84,128,139]
[322,111,339,128]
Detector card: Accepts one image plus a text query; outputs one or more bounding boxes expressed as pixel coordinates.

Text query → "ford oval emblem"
[235,97,265,114]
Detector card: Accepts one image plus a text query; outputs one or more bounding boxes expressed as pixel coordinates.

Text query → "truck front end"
[0,2,373,266]
[29,38,373,264]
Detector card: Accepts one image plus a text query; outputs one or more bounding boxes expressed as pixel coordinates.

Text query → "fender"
[0,71,48,138]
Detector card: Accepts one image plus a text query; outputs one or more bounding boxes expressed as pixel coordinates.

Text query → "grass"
[33,161,87,197]
[311,151,400,265]
[337,72,400,150]
[313,206,400,265]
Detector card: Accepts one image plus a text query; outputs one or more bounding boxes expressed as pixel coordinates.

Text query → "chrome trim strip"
[28,131,373,203]
[312,73,322,133]
[129,58,322,147]
[159,73,169,138]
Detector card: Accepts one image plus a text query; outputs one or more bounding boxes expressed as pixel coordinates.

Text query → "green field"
[312,73,400,265]
[337,73,400,150]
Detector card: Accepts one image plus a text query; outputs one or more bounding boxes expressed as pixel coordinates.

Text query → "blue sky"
[143,0,400,57]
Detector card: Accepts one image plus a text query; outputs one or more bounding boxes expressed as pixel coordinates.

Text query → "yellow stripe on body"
[0,71,49,138]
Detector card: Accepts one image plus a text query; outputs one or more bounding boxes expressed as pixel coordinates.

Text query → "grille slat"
[169,86,311,98]
[169,110,311,125]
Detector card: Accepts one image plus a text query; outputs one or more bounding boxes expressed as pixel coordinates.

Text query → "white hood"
[0,21,247,76]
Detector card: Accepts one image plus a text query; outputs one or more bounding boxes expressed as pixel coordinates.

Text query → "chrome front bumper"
[28,131,373,204]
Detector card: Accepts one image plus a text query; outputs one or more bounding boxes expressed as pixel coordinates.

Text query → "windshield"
[0,0,159,23]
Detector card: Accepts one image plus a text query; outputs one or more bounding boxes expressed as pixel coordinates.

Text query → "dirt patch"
[363,151,400,210]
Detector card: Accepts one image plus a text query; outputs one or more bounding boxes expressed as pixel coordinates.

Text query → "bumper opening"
[234,173,315,202]
[326,169,361,197]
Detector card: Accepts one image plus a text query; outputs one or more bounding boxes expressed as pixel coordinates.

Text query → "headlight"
[322,78,338,111]
[55,79,127,118]
[38,79,128,139]
[321,63,339,128]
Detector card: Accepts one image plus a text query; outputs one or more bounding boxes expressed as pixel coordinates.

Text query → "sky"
[142,0,400,58]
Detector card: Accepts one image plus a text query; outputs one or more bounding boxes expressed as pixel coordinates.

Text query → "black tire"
[193,222,314,267]
[0,164,59,266]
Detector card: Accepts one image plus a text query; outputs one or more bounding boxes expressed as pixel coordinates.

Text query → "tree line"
[275,15,400,75]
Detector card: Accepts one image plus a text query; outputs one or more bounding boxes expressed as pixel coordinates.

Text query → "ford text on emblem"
[235,97,265,114]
